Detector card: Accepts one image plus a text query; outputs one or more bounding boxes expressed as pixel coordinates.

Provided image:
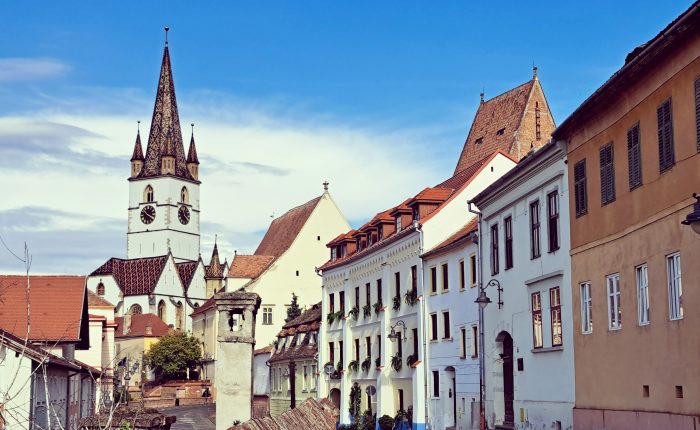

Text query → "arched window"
[129,304,143,315]
[157,300,166,322]
[181,187,189,204]
[96,282,105,296]
[144,185,154,203]
[176,302,184,331]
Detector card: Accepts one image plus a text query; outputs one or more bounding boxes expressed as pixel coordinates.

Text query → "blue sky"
[0,1,691,274]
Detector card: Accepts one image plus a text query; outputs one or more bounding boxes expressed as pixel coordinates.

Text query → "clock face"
[178,206,190,225]
[140,205,156,224]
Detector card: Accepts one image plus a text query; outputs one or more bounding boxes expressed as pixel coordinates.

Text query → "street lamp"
[473,278,502,430]
[681,193,700,235]
[388,320,407,342]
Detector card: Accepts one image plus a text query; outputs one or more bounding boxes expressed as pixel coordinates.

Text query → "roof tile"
[114,313,170,338]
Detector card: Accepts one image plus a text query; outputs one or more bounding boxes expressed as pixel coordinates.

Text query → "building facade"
[319,151,517,430]
[552,4,700,428]
[472,140,574,429]
[421,220,481,430]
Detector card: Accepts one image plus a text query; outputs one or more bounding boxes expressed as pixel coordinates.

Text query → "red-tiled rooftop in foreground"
[87,290,114,308]
[0,275,87,343]
[114,313,170,339]
[255,196,322,259]
[228,254,275,279]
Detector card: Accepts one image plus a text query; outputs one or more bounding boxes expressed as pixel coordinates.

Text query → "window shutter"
[574,160,587,216]
[600,144,615,205]
[695,77,700,152]
[627,124,642,189]
[657,98,675,172]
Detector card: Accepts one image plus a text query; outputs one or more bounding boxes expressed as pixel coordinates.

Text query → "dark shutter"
[574,159,587,217]
[657,98,675,172]
[599,143,615,205]
[627,124,642,190]
[695,77,700,153]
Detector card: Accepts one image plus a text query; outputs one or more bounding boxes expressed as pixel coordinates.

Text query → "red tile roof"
[87,290,114,308]
[409,187,454,205]
[190,295,216,316]
[454,79,541,174]
[228,254,275,279]
[229,398,338,430]
[422,218,478,259]
[254,196,322,258]
[0,275,88,344]
[114,313,170,338]
[176,261,198,290]
[91,255,168,296]
[254,345,273,355]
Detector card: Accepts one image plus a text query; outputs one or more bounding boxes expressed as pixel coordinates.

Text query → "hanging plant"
[349,306,359,320]
[335,310,345,322]
[349,382,362,420]
[373,301,383,315]
[348,359,359,372]
[404,288,418,306]
[391,353,402,372]
[326,312,336,325]
[363,304,372,318]
[361,356,372,372]
[406,353,418,367]
[392,296,401,311]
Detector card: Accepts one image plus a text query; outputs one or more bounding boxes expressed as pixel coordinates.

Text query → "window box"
[406,353,418,367]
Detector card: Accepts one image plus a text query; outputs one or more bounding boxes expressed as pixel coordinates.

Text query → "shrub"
[378,415,395,430]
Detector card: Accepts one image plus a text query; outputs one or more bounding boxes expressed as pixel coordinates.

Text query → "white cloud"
[0,58,70,82]
[0,89,458,274]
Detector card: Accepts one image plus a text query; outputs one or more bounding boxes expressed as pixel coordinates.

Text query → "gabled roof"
[282,302,322,330]
[91,255,169,296]
[176,261,199,290]
[87,290,114,308]
[0,275,89,346]
[130,131,144,161]
[137,42,196,182]
[454,76,553,174]
[115,313,170,339]
[227,254,275,279]
[254,196,322,258]
[270,303,322,364]
[422,218,478,259]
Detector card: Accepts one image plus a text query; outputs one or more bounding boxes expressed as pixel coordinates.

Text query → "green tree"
[285,293,302,323]
[144,332,201,380]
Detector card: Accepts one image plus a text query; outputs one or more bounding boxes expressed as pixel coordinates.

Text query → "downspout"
[467,201,485,430]
[414,222,429,430]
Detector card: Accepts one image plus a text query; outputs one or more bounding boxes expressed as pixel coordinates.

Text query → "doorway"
[330,388,341,409]
[496,331,514,427]
[445,366,456,428]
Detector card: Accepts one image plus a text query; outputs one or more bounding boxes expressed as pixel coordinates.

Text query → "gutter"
[415,221,431,430]
[467,200,485,430]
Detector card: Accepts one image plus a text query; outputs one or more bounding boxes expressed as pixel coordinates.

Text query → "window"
[607,274,622,330]
[430,267,437,294]
[262,307,273,325]
[470,325,478,357]
[657,98,675,172]
[378,226,384,241]
[144,185,154,203]
[580,282,592,334]
[469,254,477,288]
[329,293,335,313]
[376,280,382,305]
[412,206,420,222]
[96,282,105,296]
[441,264,448,291]
[600,143,616,205]
[398,389,404,411]
[532,292,543,348]
[355,287,360,308]
[339,341,344,365]
[377,334,381,361]
[574,159,588,216]
[432,371,440,398]
[636,264,650,325]
[396,333,402,357]
[181,186,189,204]
[547,191,560,252]
[157,300,166,321]
[442,311,451,339]
[366,337,371,358]
[496,127,505,136]
[366,283,371,307]
[627,123,643,189]
[459,260,465,290]
[530,201,541,259]
[695,76,700,152]
[412,328,419,356]
[354,338,360,362]
[667,252,683,320]
[503,216,513,269]
[328,342,335,364]
[331,247,337,260]
[475,137,483,145]
[411,266,417,292]
[394,272,401,299]
[339,291,345,313]
[430,313,438,341]
[491,224,499,275]
[550,287,562,346]
[396,216,402,232]
[302,366,308,391]
[129,304,142,315]
[460,327,467,358]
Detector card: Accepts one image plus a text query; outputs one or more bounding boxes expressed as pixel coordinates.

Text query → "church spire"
[205,237,224,280]
[130,122,144,178]
[186,123,200,180]
[140,28,196,181]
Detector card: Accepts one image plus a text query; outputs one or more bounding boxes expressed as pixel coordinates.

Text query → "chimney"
[124,314,132,336]
[145,324,153,336]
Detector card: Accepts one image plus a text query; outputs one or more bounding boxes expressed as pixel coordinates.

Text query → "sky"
[0,1,691,274]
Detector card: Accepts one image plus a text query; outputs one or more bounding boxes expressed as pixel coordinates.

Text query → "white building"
[318,151,516,430]
[470,140,574,429]
[421,220,481,430]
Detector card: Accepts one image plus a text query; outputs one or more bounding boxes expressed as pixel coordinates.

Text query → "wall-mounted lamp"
[681,193,700,235]
[388,320,407,342]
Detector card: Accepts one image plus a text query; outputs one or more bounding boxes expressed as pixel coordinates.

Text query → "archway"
[495,331,514,427]
[329,388,341,409]
[157,300,166,322]
[445,366,456,428]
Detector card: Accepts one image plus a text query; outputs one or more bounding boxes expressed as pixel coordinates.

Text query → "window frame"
[607,273,622,330]
[531,292,543,348]
[550,287,562,346]
[441,263,449,291]
[432,370,440,398]
[574,159,588,217]
[459,259,466,290]
[430,313,438,341]
[504,216,513,269]
[667,252,683,321]
[547,191,560,252]
[627,123,643,190]
[469,254,477,288]
[262,306,273,325]
[430,266,437,294]
[599,142,616,205]
[636,264,650,326]
[470,324,479,358]
[530,200,541,259]
[442,311,451,339]
[657,97,675,173]
[491,223,499,275]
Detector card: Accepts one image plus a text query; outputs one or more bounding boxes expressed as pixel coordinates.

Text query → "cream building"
[318,151,516,430]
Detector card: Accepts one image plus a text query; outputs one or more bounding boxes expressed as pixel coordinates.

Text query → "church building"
[87,30,226,334]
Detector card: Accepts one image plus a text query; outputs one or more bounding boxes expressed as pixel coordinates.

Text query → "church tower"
[127,29,201,262]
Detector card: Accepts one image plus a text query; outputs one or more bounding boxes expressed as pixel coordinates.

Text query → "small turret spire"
[131,121,144,162]
[164,26,169,46]
[533,64,538,79]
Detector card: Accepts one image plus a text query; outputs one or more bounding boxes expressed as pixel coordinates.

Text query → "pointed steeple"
[205,237,224,280]
[130,122,144,178]
[186,123,200,180]
[140,28,196,181]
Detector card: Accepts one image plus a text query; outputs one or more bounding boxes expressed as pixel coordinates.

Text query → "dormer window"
[367,233,374,246]
[475,137,484,145]
[396,216,402,231]
[377,226,384,241]
[144,185,154,203]
[412,206,420,222]
[331,247,337,260]
[357,239,363,251]
[496,128,505,136]
[97,282,105,296]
